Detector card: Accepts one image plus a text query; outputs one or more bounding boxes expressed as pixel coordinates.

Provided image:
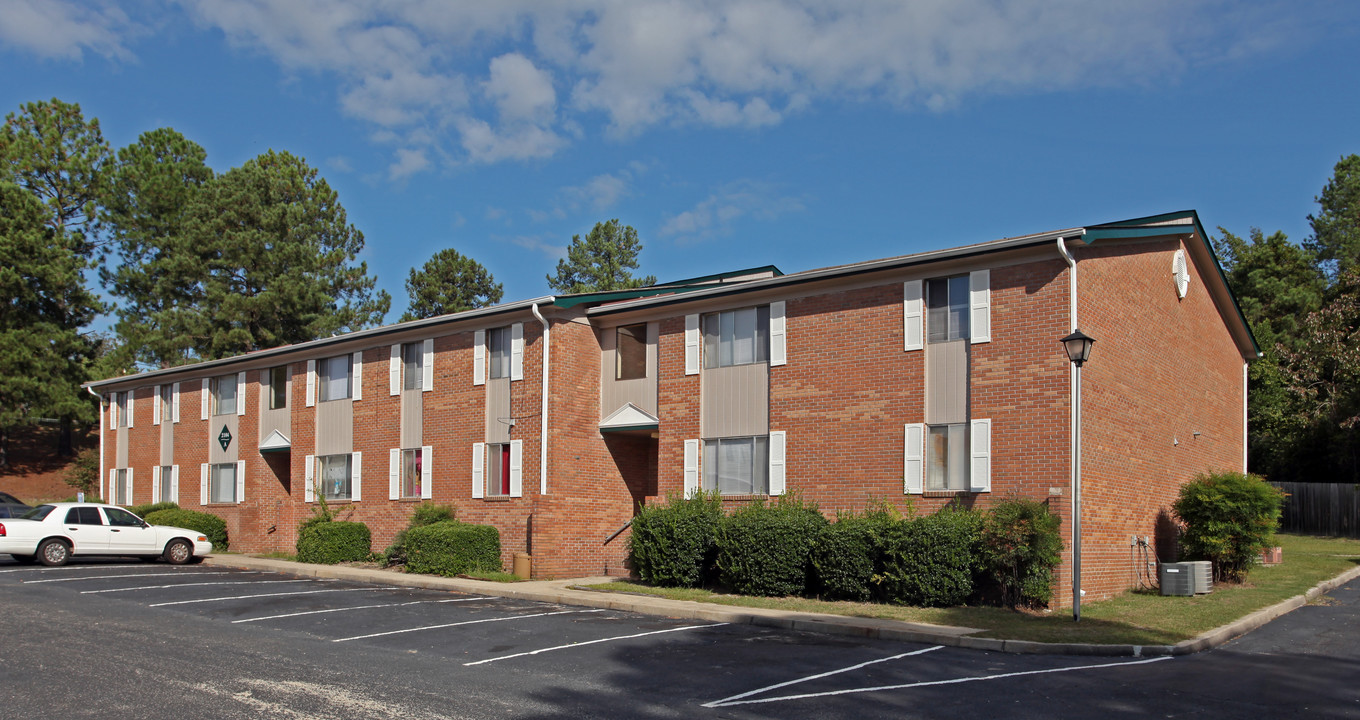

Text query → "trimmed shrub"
[811,504,902,602]
[981,499,1063,608]
[716,495,829,597]
[877,506,982,607]
[405,522,501,576]
[1173,470,1284,582]
[385,502,459,567]
[129,502,179,521]
[629,491,724,588]
[144,508,229,551]
[297,521,372,565]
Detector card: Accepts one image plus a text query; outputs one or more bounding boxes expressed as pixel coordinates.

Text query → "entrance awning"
[260,429,291,453]
[599,402,659,433]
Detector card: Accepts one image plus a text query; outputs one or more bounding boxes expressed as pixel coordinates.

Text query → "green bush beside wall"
[628,491,724,588]
[297,521,372,565]
[877,507,983,607]
[405,522,501,577]
[144,508,229,551]
[716,495,828,597]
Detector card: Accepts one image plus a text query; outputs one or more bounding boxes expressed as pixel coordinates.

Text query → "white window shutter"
[107,468,115,501]
[509,439,523,497]
[127,393,135,428]
[152,465,160,497]
[510,322,524,381]
[305,359,316,407]
[970,418,992,493]
[304,455,315,503]
[126,467,134,503]
[170,465,180,501]
[200,463,209,505]
[352,352,363,401]
[236,459,245,503]
[201,378,210,419]
[903,281,924,351]
[684,315,700,375]
[389,448,401,500]
[421,445,433,499]
[172,383,181,423]
[904,423,924,494]
[389,344,401,396]
[970,269,991,344]
[351,451,362,502]
[422,339,434,392]
[152,385,161,426]
[769,301,787,367]
[236,371,247,415]
[471,442,485,498]
[768,431,786,495]
[683,439,700,496]
[106,395,115,430]
[473,330,486,385]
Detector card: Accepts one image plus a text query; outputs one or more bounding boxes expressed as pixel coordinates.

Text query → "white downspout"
[1057,235,1081,614]
[530,303,550,495]
[86,386,103,501]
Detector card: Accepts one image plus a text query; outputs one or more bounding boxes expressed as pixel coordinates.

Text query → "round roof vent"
[1172,249,1190,299]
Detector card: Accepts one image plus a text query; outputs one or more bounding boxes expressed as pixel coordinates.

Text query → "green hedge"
[144,508,229,551]
[877,507,982,607]
[405,522,501,576]
[811,506,900,602]
[385,502,460,567]
[297,521,372,565]
[1174,471,1283,582]
[129,502,179,520]
[628,491,724,588]
[981,499,1063,608]
[716,495,828,597]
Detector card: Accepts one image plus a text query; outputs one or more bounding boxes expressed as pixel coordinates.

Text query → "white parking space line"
[25,571,264,584]
[149,586,396,607]
[83,579,313,594]
[703,645,943,708]
[464,622,730,666]
[706,654,1173,708]
[233,597,487,623]
[1,564,148,574]
[333,608,605,643]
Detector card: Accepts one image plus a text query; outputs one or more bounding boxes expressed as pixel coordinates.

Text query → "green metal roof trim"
[662,265,784,286]
[599,423,660,433]
[551,265,786,308]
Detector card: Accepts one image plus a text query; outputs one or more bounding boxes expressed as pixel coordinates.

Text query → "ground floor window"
[401,448,422,498]
[210,463,237,504]
[113,468,130,505]
[317,454,352,501]
[486,443,511,497]
[703,436,769,495]
[926,424,968,491]
[158,465,174,503]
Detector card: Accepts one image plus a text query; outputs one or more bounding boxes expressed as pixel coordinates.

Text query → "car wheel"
[10,554,37,564]
[38,539,71,567]
[163,539,193,565]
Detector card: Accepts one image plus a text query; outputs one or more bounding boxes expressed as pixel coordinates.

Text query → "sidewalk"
[203,554,1360,658]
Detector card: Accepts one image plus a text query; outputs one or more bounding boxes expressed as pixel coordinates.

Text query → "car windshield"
[20,505,55,521]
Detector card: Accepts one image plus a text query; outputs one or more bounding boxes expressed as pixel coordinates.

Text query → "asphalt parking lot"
[3,557,1358,718]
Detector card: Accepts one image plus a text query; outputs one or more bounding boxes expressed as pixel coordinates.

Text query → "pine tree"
[403,248,503,321]
[546,219,656,294]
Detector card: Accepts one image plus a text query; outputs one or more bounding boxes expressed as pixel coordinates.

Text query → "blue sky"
[3,1,1358,321]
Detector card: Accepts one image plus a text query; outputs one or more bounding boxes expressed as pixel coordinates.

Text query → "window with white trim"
[316,454,352,500]
[703,436,769,495]
[402,342,423,390]
[113,468,130,505]
[212,373,238,415]
[702,306,770,369]
[926,276,970,343]
[485,443,511,497]
[209,462,237,503]
[400,448,423,498]
[319,355,352,402]
[269,366,288,409]
[488,327,511,379]
[159,385,173,422]
[926,424,968,491]
[158,465,174,503]
[115,392,129,428]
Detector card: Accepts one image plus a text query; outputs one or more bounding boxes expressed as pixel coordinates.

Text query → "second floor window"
[616,324,646,380]
[115,391,129,427]
[926,276,970,343]
[703,306,769,369]
[319,355,352,402]
[488,327,510,379]
[212,374,237,415]
[402,342,423,390]
[269,366,288,409]
[160,385,173,422]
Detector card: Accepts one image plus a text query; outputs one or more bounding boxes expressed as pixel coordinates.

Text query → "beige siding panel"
[259,371,290,445]
[925,339,969,425]
[701,363,769,438]
[208,414,240,464]
[315,399,353,456]
[401,388,423,448]
[116,426,129,468]
[600,322,659,419]
[485,377,511,444]
[159,422,174,466]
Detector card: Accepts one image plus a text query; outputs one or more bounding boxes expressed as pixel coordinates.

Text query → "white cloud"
[0,0,138,61]
[456,116,564,163]
[501,233,567,260]
[484,53,557,123]
[387,147,429,180]
[659,180,806,244]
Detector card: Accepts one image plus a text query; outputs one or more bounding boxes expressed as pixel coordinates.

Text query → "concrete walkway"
[203,554,1360,658]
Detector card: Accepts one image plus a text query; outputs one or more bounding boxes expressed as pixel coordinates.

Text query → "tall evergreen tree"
[403,248,503,321]
[546,219,656,294]
[1306,154,1360,279]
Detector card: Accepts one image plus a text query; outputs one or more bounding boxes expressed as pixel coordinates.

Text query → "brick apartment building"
[85,210,1257,603]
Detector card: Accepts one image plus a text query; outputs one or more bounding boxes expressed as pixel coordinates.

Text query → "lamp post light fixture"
[1061,329,1095,621]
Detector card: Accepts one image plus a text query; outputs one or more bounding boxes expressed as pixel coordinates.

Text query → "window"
[64,507,103,525]
[158,465,174,503]
[402,342,423,390]
[269,366,288,409]
[113,468,130,505]
[105,507,143,527]
[210,463,237,503]
[317,454,352,501]
[319,355,352,402]
[115,392,129,428]
[485,443,511,497]
[616,324,647,380]
[212,373,238,415]
[400,448,422,498]
[926,424,968,491]
[703,436,769,495]
[926,276,970,343]
[160,385,173,422]
[488,327,510,379]
[702,306,769,369]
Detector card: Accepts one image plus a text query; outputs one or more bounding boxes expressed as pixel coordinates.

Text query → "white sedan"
[0,503,214,566]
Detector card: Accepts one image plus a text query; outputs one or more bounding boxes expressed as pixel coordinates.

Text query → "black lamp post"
[1061,329,1094,621]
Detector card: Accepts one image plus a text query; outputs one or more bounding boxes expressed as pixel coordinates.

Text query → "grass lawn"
[581,533,1360,646]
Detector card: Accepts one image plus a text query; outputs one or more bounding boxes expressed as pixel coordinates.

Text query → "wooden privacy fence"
[1272,482,1360,538]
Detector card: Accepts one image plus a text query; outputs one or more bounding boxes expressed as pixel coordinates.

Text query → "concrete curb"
[202,554,1360,658]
